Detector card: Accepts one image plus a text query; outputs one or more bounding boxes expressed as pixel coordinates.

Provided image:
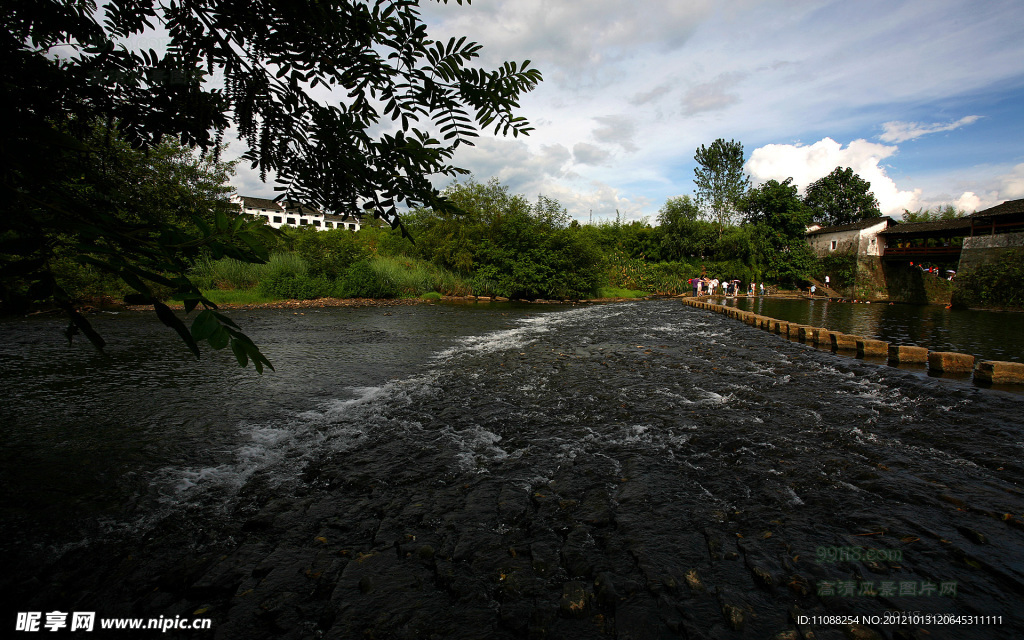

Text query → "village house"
[230,194,362,232]
[804,216,896,257]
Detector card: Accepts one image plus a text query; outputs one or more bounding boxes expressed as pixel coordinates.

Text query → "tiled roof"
[237,196,282,210]
[879,217,971,236]
[806,216,895,236]
[280,201,323,216]
[971,198,1024,219]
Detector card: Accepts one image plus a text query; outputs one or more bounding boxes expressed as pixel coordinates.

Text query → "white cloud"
[422,0,715,75]
[591,115,639,153]
[681,72,747,115]
[444,136,648,220]
[573,142,612,166]
[878,116,983,143]
[999,163,1024,199]
[746,137,922,215]
[954,192,982,213]
[229,0,1024,226]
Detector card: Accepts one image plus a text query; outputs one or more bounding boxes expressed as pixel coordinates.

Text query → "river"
[1,301,1022,639]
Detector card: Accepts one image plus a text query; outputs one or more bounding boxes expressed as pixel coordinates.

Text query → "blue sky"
[234,0,1024,222]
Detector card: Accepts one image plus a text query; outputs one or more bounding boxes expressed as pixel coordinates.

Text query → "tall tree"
[742,178,815,285]
[657,195,709,260]
[804,167,882,227]
[2,0,542,367]
[902,204,967,222]
[693,138,750,237]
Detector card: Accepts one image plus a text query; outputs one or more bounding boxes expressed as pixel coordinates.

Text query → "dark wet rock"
[559,580,590,618]
[614,479,649,505]
[415,544,435,563]
[785,573,812,596]
[957,526,989,544]
[4,301,1024,639]
[498,600,532,632]
[720,601,747,631]
[845,624,885,640]
[579,488,614,526]
[683,568,705,594]
[594,571,621,611]
[528,602,559,637]
[613,598,672,640]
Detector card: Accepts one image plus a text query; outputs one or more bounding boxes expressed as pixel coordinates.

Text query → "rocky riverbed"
[2,301,1022,639]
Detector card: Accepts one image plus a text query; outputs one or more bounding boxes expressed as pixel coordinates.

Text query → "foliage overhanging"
[1,0,542,368]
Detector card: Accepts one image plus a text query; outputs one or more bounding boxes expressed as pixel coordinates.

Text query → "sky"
[233,0,1024,223]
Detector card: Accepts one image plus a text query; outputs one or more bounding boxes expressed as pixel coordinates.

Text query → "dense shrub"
[256,252,334,300]
[258,272,334,299]
[815,252,858,290]
[340,259,401,299]
[291,226,371,279]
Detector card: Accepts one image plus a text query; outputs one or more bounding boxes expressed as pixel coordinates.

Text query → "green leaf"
[190,309,220,341]
[230,338,249,367]
[208,326,230,350]
[124,293,153,305]
[154,301,200,359]
[211,311,240,329]
[183,297,203,314]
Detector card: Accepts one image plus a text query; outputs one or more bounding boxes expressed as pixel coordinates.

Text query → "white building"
[230,194,361,232]
[805,217,896,257]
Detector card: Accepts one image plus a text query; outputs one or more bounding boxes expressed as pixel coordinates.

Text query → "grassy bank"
[186,252,473,303]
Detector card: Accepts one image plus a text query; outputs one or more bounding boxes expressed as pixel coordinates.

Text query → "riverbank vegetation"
[952,248,1024,310]
[5,124,892,318]
[37,174,854,306]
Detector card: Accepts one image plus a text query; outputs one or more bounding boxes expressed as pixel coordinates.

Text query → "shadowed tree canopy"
[742,177,816,285]
[693,138,749,236]
[1,0,542,369]
[657,195,714,260]
[804,166,881,227]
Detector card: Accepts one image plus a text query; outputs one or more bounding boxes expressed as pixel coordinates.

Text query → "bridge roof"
[971,198,1024,220]
[806,216,895,236]
[879,217,971,238]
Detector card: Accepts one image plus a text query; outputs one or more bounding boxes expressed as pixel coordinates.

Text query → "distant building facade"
[230,194,361,232]
[805,217,895,257]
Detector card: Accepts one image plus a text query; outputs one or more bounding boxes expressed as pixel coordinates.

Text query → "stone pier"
[830,333,859,352]
[856,339,889,358]
[928,351,976,374]
[974,361,1024,384]
[888,345,928,364]
[682,299,1015,386]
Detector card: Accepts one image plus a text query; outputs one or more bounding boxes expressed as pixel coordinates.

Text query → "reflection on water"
[718,296,1024,362]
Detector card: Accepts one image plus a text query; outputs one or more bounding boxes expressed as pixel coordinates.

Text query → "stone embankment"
[682,298,1024,386]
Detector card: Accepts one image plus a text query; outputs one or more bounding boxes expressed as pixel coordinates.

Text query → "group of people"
[689,278,766,297]
[909,262,955,280]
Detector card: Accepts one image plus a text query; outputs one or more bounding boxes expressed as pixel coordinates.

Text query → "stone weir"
[681,298,1024,386]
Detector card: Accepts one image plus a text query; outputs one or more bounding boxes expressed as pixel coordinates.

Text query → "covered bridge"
[878,217,971,263]
[960,198,1024,269]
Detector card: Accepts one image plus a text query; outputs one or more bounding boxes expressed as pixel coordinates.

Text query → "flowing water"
[1,301,1022,639]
